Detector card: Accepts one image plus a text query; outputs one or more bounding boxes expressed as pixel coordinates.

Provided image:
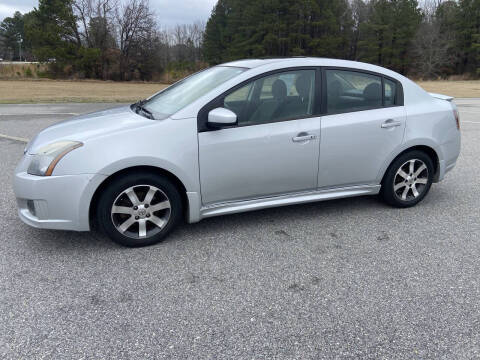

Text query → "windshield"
[143,66,246,119]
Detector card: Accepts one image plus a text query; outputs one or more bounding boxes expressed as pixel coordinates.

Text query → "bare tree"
[411,0,456,79]
[71,0,205,80]
[90,0,117,49]
[115,0,156,79]
[167,21,205,63]
[73,0,117,47]
[422,0,445,19]
[73,0,94,46]
[187,21,205,61]
[350,0,369,60]
[411,20,453,79]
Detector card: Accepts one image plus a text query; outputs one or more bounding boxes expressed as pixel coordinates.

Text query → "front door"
[198,69,321,205]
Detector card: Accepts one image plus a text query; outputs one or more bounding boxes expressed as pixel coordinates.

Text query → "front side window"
[224,70,316,126]
[145,66,246,119]
[326,70,382,114]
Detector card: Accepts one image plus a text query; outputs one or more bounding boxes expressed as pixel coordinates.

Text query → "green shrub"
[37,70,50,78]
[24,67,33,77]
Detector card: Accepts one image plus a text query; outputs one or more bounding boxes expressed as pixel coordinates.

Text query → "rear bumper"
[14,171,106,231]
[437,129,461,182]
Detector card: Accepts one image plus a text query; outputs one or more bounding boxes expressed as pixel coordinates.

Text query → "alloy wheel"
[393,159,429,201]
[110,185,171,239]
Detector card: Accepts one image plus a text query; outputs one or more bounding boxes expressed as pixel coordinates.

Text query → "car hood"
[27,106,155,154]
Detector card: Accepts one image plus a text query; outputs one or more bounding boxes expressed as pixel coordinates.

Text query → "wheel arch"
[88,165,189,228]
[380,145,440,184]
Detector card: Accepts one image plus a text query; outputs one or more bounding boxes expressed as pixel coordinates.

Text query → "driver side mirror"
[207,108,237,129]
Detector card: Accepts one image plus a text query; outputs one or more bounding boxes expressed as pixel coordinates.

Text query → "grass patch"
[416,80,480,98]
[0,79,479,104]
[0,63,49,79]
[0,79,167,104]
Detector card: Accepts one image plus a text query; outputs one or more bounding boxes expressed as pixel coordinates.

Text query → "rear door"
[318,69,406,188]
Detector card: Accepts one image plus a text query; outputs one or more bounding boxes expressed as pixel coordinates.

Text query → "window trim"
[197,65,404,132]
[321,66,404,116]
[197,66,321,132]
[383,76,401,108]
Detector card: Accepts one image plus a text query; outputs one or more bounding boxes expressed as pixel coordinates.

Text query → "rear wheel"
[380,150,434,208]
[97,172,183,247]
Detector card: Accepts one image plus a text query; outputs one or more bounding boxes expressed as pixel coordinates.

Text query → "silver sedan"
[13,58,461,247]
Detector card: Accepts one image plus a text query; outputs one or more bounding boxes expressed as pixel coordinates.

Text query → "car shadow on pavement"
[176,194,385,240]
[20,195,386,251]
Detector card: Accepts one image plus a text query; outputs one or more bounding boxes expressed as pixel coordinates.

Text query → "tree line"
[204,0,480,79]
[0,0,205,81]
[1,0,480,81]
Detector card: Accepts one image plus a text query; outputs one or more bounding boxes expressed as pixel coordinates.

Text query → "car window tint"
[259,76,276,100]
[326,70,382,113]
[224,70,316,126]
[225,83,253,103]
[384,78,397,106]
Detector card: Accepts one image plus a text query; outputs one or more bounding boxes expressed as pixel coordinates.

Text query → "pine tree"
[0,11,33,60]
[203,0,230,64]
[25,0,100,76]
[357,0,421,73]
[456,0,480,74]
[202,0,354,63]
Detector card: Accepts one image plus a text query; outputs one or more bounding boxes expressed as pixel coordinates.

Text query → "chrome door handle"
[292,133,317,142]
[381,119,402,128]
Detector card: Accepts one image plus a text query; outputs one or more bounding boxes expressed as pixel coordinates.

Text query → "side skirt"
[199,184,381,220]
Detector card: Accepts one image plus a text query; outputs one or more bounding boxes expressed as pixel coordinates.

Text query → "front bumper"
[14,170,106,231]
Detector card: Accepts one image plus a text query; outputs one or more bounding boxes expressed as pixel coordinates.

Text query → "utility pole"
[18,37,23,61]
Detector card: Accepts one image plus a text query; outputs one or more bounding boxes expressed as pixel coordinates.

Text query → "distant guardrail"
[0,62,40,65]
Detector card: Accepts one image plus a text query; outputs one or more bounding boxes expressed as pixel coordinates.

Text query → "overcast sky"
[0,0,217,26]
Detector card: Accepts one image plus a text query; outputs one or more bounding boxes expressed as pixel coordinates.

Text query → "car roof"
[222,57,377,68]
[222,58,291,68]
[221,57,402,79]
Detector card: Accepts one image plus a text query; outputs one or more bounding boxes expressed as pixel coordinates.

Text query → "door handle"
[381,119,402,128]
[292,133,317,142]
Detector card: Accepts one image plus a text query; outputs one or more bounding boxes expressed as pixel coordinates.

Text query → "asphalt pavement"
[0,100,479,359]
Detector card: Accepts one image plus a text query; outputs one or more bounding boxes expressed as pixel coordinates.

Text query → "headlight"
[27,141,83,176]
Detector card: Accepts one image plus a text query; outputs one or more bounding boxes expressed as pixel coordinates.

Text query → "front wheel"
[96,172,183,247]
[380,150,434,208]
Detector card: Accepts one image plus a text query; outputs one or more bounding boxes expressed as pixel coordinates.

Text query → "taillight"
[453,108,460,130]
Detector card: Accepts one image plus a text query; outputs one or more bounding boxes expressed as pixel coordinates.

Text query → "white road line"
[0,113,79,116]
[462,121,480,124]
[0,133,29,143]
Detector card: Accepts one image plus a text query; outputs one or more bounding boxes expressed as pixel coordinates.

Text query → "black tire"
[380,150,434,208]
[96,172,183,247]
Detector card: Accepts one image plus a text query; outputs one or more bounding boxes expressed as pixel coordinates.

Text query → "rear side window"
[326,70,382,114]
[384,78,397,106]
